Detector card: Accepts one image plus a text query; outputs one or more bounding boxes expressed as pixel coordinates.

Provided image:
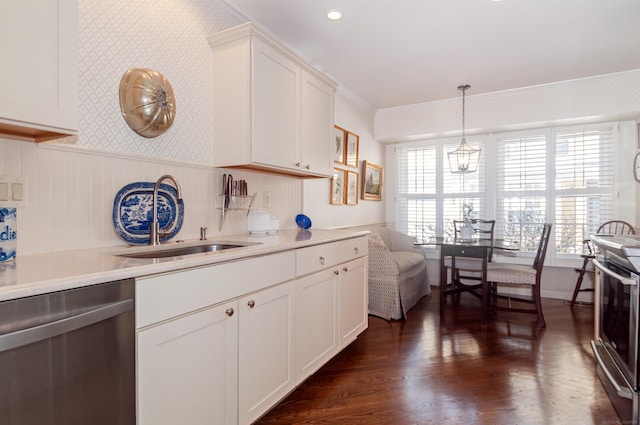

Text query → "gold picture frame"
[362,161,383,201]
[331,168,346,205]
[333,125,346,164]
[346,131,359,168]
[346,170,359,205]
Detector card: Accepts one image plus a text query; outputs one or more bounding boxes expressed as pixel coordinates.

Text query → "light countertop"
[0,229,369,302]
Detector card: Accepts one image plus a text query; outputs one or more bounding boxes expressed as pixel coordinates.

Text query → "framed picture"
[346,131,359,168]
[346,170,359,205]
[333,125,346,164]
[331,168,346,205]
[362,161,383,201]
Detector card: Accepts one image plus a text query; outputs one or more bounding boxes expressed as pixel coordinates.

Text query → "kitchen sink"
[115,242,260,259]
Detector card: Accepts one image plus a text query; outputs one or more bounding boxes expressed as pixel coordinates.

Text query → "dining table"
[417,237,519,323]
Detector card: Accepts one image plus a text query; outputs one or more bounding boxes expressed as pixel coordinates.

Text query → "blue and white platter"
[112,182,184,245]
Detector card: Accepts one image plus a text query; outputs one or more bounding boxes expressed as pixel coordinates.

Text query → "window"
[394,122,619,261]
[396,140,485,243]
[553,127,615,254]
[495,132,548,252]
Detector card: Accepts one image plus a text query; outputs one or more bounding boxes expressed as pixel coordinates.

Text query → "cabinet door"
[137,301,238,425]
[296,267,338,383]
[238,281,296,425]
[251,38,299,171]
[339,256,368,346]
[0,0,78,135]
[300,69,334,177]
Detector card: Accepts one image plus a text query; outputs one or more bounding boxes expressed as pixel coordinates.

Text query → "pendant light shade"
[448,84,481,174]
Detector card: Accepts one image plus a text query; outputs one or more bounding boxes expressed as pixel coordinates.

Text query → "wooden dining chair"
[444,219,496,300]
[570,220,635,306]
[486,223,552,327]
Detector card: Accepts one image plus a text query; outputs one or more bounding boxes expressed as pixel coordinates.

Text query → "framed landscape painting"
[362,161,383,201]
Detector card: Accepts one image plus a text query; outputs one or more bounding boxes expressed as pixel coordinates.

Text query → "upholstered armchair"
[367,228,430,320]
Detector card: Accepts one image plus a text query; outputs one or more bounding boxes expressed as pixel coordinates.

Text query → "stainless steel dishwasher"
[0,278,135,425]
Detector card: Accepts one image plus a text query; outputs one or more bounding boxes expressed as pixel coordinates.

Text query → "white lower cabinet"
[238,281,296,425]
[296,267,338,383]
[295,236,369,383]
[339,256,368,346]
[137,300,239,425]
[136,237,367,425]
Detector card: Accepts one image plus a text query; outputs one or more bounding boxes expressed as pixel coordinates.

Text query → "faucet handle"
[200,226,208,241]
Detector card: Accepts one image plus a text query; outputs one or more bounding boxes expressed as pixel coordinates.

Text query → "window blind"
[554,127,615,254]
[396,140,485,243]
[396,145,437,242]
[495,132,548,251]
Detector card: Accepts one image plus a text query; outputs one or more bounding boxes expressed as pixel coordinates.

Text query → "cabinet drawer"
[296,242,341,276]
[339,236,368,263]
[136,251,295,328]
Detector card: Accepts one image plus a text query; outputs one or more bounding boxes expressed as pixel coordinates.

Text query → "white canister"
[248,208,272,235]
[0,208,17,262]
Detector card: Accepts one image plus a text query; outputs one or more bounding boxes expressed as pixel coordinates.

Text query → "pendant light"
[447,84,481,174]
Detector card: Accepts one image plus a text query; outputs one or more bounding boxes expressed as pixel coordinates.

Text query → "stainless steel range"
[591,234,640,425]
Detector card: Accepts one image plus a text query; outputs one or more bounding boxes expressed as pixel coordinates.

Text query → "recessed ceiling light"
[326,9,343,20]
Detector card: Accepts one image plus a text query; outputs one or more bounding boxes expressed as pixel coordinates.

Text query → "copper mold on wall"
[119,68,176,138]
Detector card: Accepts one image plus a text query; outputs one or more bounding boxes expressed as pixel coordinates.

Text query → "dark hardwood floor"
[256,290,620,425]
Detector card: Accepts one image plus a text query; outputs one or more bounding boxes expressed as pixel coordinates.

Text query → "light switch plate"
[0,183,8,201]
[12,183,24,201]
[0,175,27,208]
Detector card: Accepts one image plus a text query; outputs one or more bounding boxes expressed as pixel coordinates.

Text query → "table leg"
[481,251,488,324]
[440,248,446,316]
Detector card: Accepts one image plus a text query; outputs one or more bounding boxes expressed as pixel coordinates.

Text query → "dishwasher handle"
[592,259,638,287]
[0,298,133,353]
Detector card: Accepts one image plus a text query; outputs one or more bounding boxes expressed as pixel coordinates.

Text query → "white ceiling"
[220,0,640,110]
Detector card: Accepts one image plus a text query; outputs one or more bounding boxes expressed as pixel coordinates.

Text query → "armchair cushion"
[394,251,428,274]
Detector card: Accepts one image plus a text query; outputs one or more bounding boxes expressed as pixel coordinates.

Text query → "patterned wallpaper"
[77,0,240,164]
[375,70,640,143]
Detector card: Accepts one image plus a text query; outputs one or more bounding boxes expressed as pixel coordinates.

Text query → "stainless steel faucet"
[149,175,183,246]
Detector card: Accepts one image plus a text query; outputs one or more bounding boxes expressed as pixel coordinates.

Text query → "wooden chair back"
[453,219,496,260]
[532,223,553,272]
[596,220,635,236]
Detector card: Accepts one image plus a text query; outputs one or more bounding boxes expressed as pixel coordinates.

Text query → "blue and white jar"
[0,208,17,262]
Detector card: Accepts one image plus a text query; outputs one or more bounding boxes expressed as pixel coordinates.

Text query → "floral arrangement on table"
[459,202,475,240]
[462,202,474,224]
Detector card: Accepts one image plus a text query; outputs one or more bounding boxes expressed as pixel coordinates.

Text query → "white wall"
[303,92,386,229]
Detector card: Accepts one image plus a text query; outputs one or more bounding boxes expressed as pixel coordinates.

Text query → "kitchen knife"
[226,175,233,209]
[219,173,227,231]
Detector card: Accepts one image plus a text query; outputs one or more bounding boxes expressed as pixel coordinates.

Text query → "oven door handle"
[592,259,638,286]
[0,299,133,353]
[591,341,633,400]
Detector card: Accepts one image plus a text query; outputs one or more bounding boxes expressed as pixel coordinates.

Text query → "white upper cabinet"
[0,0,79,142]
[300,69,335,176]
[208,22,336,178]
